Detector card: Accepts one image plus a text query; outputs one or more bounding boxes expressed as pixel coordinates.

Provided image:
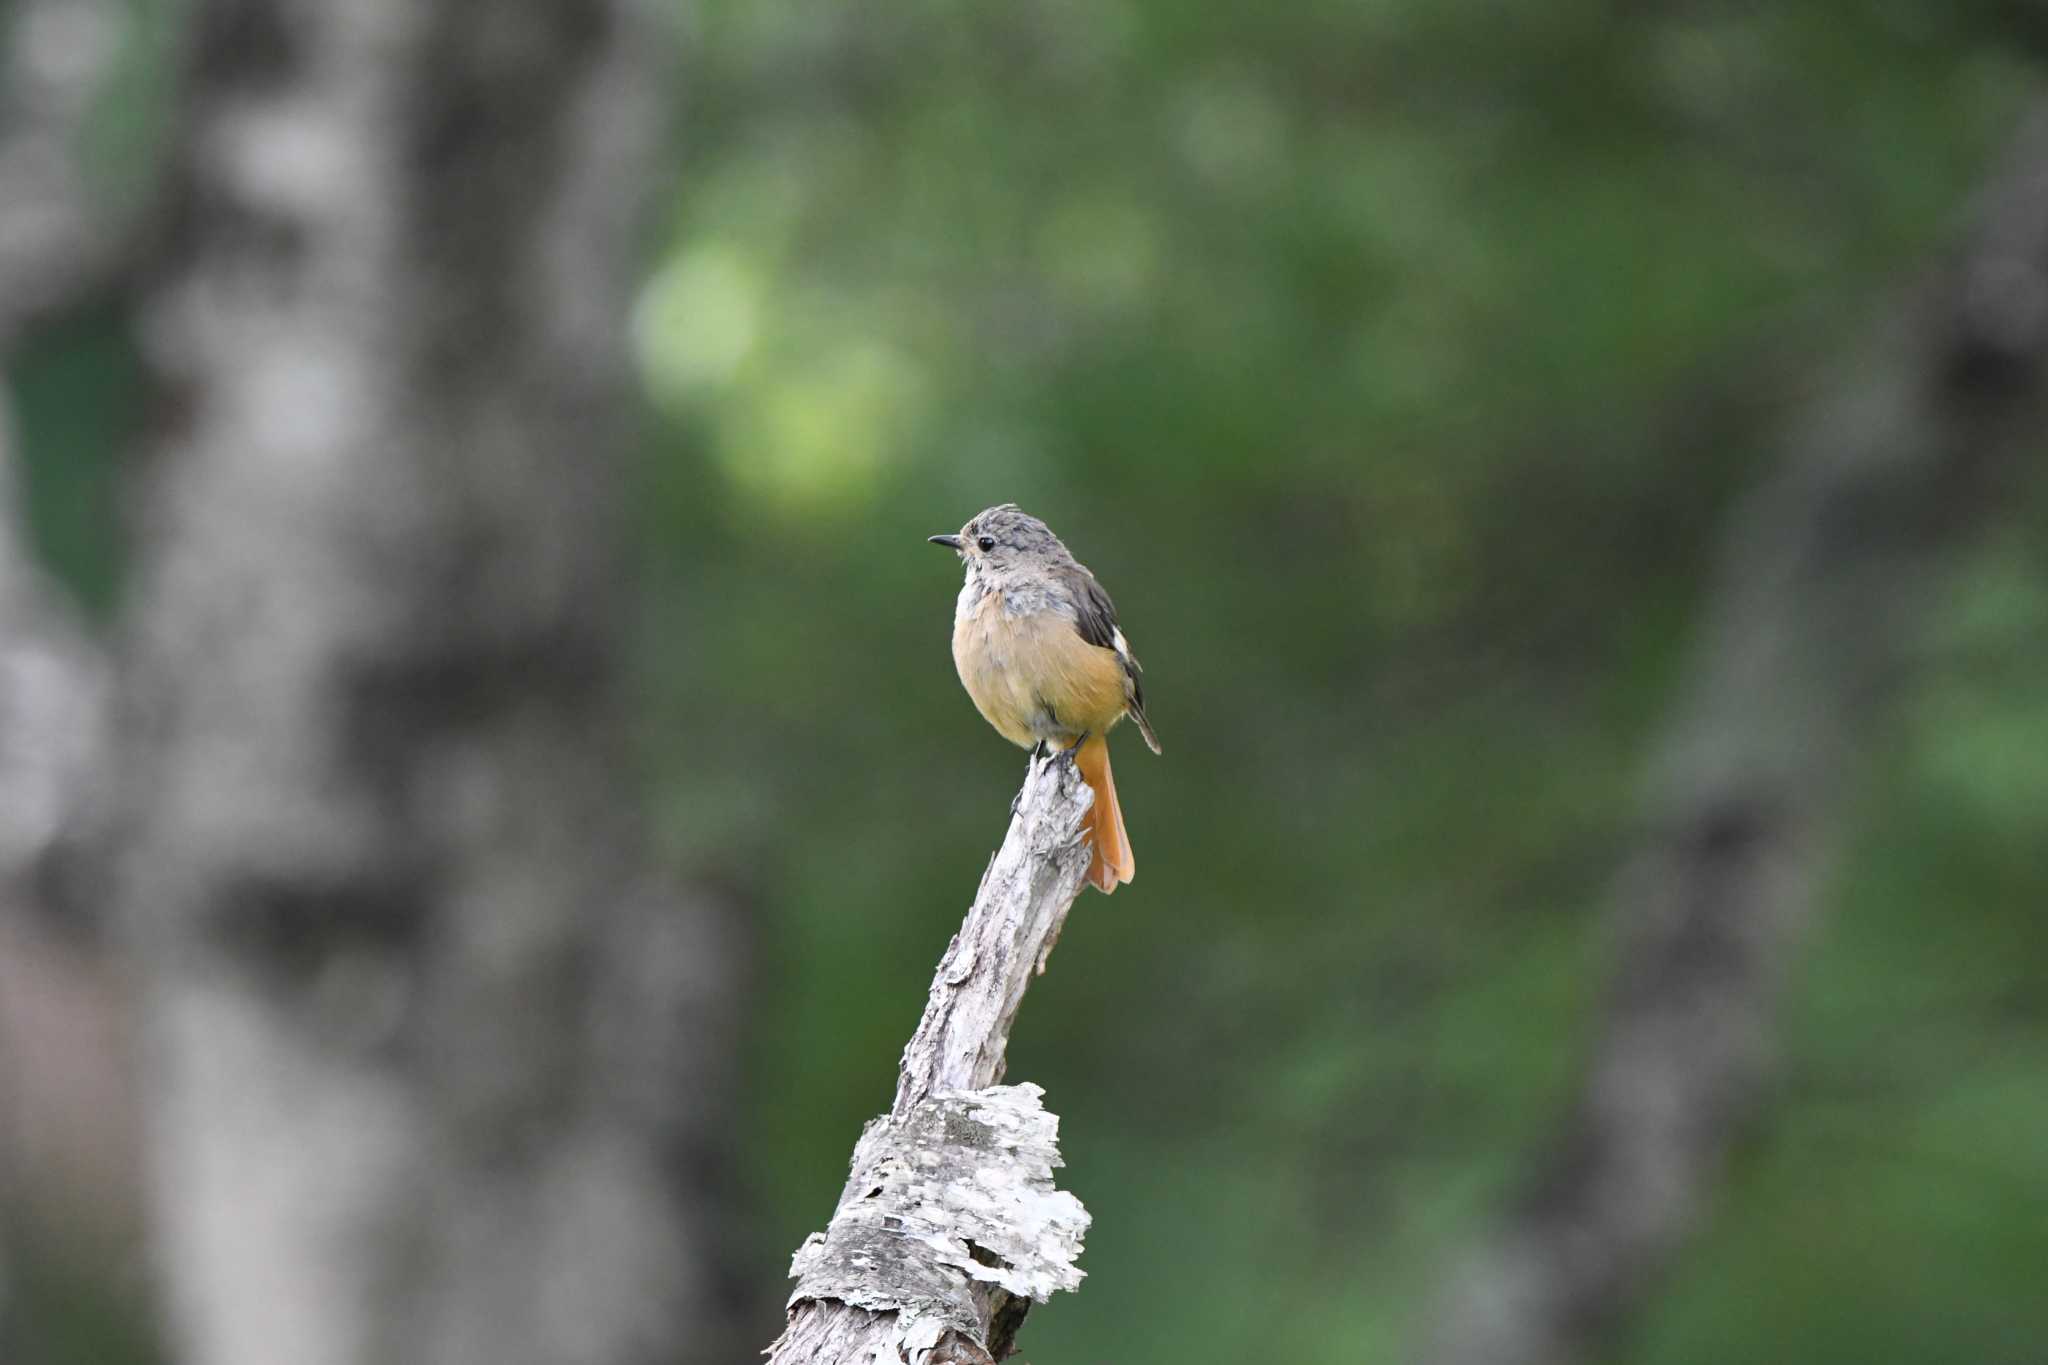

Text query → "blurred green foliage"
[632,2,2047,1359]
[13,305,136,618]
[15,0,2048,1361]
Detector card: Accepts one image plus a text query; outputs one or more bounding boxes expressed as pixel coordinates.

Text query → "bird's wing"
[1062,564,1161,754]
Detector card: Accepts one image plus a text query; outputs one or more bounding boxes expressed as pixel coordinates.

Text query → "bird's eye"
[977,536,996,552]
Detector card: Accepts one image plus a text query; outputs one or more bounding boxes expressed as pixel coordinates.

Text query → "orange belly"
[953,592,1128,749]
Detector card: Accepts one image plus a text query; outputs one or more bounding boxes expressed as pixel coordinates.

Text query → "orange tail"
[1073,733,1134,894]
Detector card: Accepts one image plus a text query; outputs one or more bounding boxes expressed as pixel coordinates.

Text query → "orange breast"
[953,593,1128,748]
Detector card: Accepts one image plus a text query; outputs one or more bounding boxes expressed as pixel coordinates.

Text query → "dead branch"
[769,751,1098,1365]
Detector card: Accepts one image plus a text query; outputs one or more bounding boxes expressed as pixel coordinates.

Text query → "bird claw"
[1017,739,1081,814]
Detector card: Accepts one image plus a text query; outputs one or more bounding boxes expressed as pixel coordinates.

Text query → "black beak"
[928,534,964,550]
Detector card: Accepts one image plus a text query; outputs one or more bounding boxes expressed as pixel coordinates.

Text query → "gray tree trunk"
[1421,107,2048,1365]
[115,3,742,1363]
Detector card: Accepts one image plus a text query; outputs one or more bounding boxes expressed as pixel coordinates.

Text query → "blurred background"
[3,1,2047,1363]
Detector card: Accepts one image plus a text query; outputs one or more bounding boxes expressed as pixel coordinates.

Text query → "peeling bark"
[1421,109,2048,1365]
[770,753,1097,1365]
[789,1087,1088,1342]
[116,3,742,1364]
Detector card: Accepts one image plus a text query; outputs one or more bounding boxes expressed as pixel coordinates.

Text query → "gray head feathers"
[954,504,1077,580]
[968,504,1065,557]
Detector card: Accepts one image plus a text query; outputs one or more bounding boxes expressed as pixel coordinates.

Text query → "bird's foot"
[1015,744,1046,816]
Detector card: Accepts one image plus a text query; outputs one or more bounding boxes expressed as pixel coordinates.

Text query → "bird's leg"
[1058,733,1088,769]
[1014,741,1048,817]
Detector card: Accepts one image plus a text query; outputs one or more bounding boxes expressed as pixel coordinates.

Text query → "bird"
[929,504,1161,894]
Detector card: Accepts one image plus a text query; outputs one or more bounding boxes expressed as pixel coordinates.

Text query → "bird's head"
[928,504,1064,581]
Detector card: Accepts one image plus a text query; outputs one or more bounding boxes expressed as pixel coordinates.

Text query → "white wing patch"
[1111,626,1130,660]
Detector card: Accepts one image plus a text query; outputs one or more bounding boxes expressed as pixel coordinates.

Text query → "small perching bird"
[930,504,1161,893]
